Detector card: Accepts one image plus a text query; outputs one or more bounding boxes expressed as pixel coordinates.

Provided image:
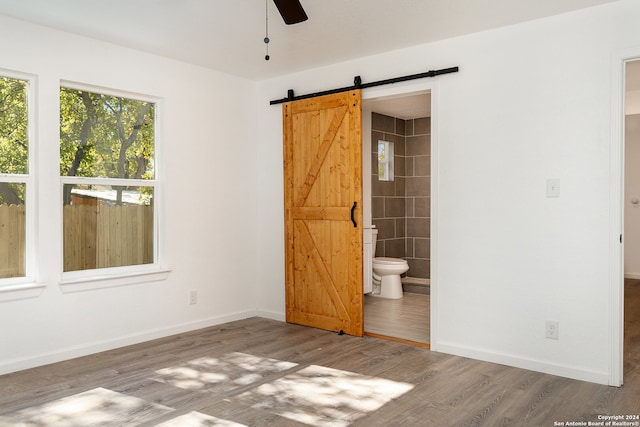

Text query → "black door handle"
[350,201,357,228]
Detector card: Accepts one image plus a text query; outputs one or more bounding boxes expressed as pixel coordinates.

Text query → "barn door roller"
[269,66,459,105]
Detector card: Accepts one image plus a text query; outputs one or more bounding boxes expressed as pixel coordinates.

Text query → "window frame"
[0,69,38,295]
[58,81,168,291]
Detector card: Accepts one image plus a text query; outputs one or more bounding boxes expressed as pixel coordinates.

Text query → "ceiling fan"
[272,0,308,25]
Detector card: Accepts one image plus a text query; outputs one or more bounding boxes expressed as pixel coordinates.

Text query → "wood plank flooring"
[364,293,429,344]
[0,281,638,426]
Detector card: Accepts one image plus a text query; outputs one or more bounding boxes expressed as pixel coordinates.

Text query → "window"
[60,85,158,275]
[378,140,394,181]
[0,74,33,284]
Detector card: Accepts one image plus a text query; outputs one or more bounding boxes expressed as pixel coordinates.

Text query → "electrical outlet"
[189,290,197,305]
[545,320,559,340]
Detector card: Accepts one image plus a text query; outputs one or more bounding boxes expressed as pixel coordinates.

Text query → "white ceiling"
[0,0,620,81]
[365,93,431,120]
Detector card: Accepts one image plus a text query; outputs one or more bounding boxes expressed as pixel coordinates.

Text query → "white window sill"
[0,281,46,302]
[59,267,172,293]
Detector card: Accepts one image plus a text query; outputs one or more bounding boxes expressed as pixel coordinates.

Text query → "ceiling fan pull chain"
[264,0,270,61]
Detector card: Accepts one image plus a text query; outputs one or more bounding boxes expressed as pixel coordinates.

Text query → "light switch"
[546,179,560,198]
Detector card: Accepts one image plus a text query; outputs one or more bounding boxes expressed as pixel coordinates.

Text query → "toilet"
[371,228,409,299]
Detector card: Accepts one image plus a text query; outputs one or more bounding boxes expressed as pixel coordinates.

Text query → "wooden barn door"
[283,90,363,336]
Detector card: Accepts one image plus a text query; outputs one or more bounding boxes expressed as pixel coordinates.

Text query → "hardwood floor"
[364,293,429,344]
[625,279,640,383]
[0,282,638,426]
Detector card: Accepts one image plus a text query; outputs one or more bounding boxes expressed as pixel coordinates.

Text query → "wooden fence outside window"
[0,204,153,277]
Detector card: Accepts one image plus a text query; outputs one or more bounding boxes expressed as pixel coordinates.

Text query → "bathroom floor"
[364,292,429,344]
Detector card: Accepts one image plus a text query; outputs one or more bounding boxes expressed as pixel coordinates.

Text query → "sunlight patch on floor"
[153,352,297,391]
[0,387,173,426]
[155,411,247,426]
[236,365,414,427]
[0,354,415,426]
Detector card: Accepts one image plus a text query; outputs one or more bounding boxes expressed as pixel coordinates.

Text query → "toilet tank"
[364,227,378,294]
[371,228,378,259]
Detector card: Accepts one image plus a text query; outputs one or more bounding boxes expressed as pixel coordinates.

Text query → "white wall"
[0,15,261,374]
[625,114,640,277]
[256,0,640,384]
[629,91,640,115]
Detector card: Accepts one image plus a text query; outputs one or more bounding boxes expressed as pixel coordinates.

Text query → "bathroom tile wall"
[371,112,430,280]
[405,117,430,279]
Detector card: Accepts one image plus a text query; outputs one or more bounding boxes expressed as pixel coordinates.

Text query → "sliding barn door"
[283,90,363,336]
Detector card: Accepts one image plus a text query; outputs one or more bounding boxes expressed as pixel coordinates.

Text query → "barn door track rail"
[269,66,459,105]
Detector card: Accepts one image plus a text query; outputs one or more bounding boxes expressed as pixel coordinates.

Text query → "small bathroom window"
[378,140,394,181]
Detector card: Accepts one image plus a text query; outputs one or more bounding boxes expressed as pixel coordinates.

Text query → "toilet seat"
[373,257,408,266]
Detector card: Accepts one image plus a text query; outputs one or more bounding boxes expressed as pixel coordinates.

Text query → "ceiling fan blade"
[272,0,308,25]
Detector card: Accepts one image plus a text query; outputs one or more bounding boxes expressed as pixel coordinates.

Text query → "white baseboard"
[0,310,258,376]
[255,309,286,322]
[402,277,430,285]
[434,341,610,386]
[624,272,640,279]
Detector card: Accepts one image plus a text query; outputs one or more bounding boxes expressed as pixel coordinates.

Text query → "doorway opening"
[623,58,640,385]
[362,90,432,347]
